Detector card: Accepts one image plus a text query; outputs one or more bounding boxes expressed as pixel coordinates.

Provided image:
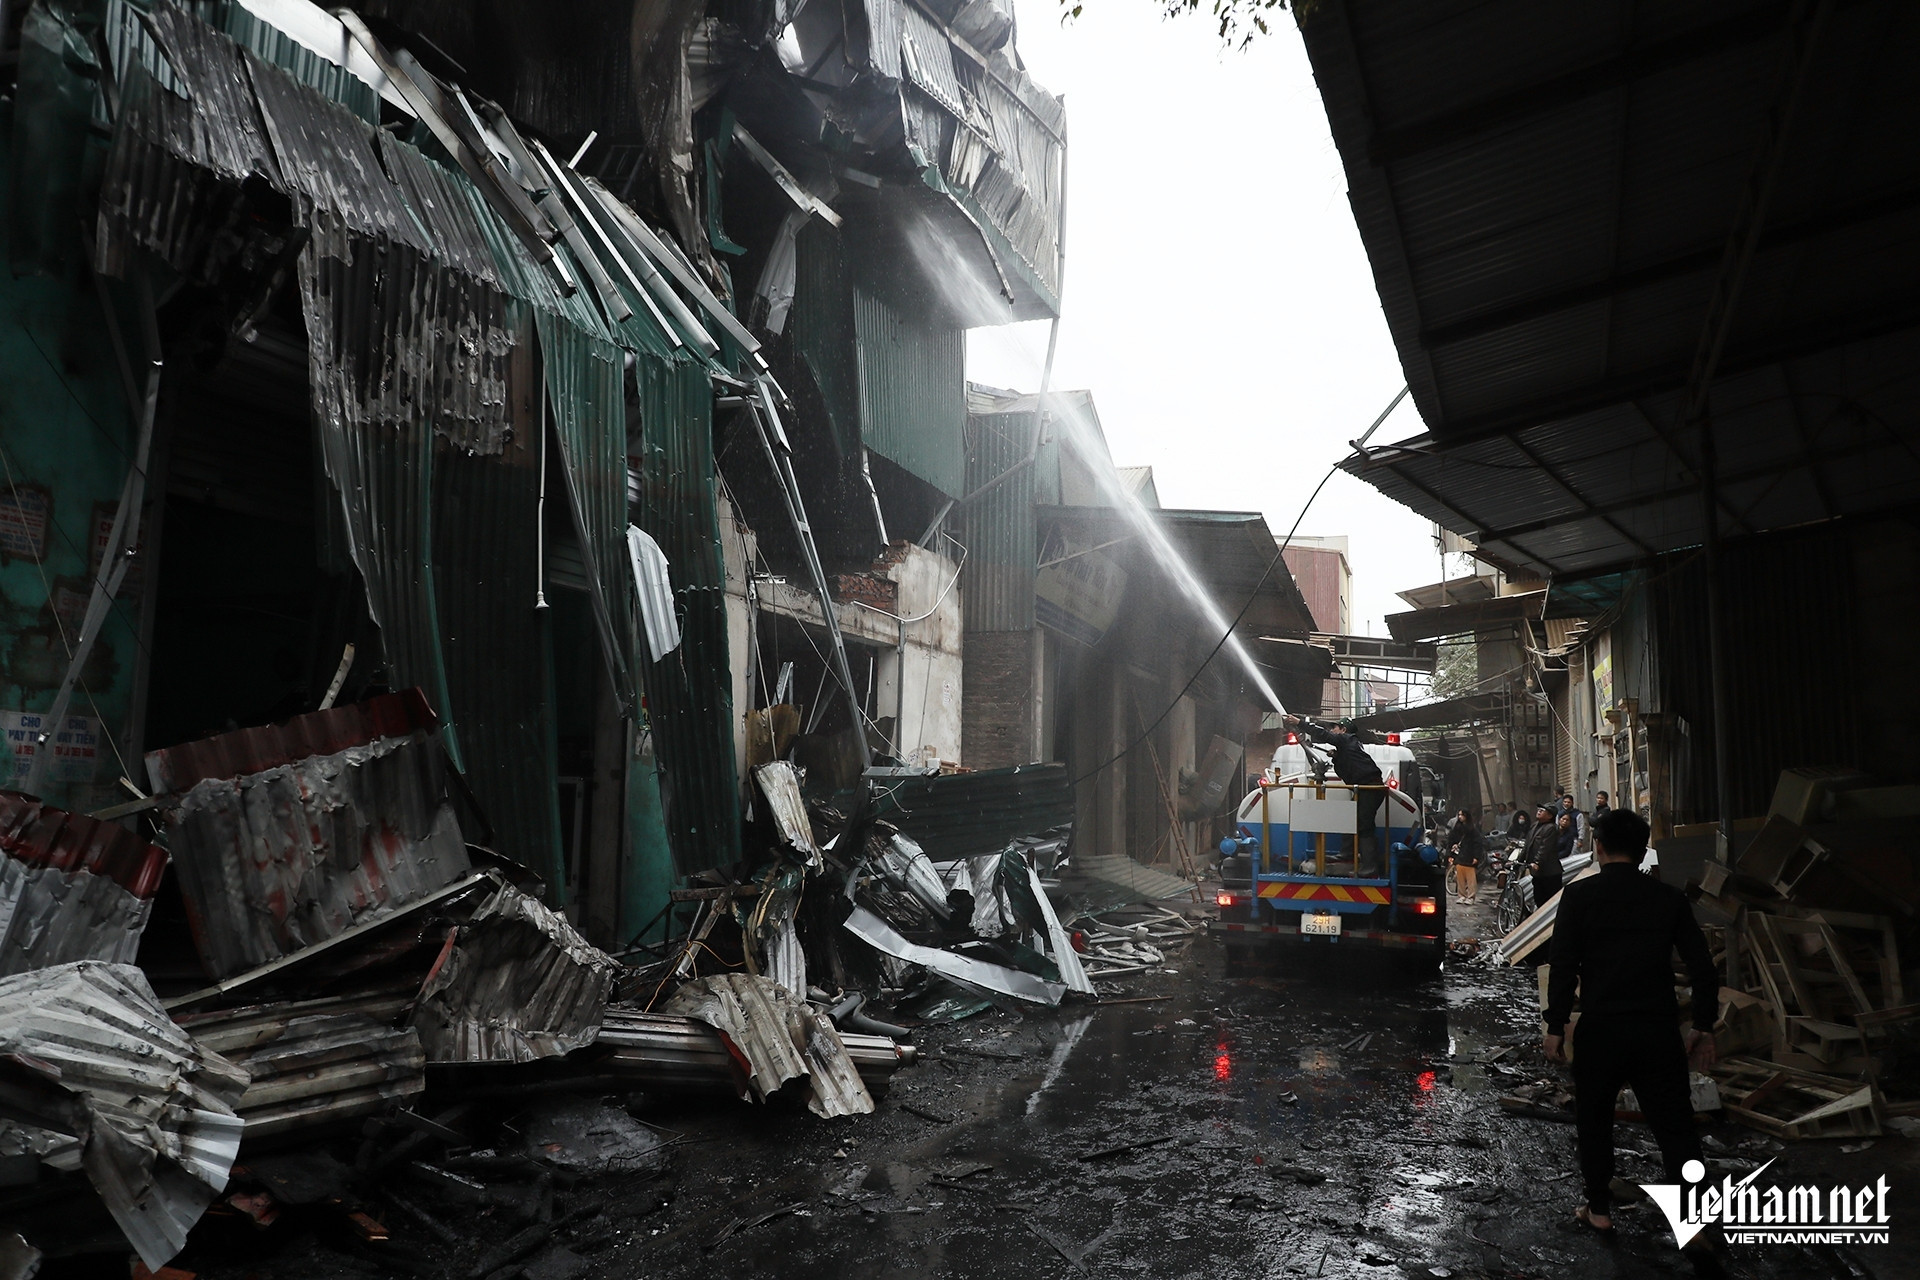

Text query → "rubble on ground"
[0,691,1197,1273]
[1493,765,1920,1142]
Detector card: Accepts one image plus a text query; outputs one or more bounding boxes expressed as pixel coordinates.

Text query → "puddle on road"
[631,947,1596,1280]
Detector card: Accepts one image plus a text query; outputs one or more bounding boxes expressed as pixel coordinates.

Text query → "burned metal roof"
[1300,0,1920,579]
[144,688,437,793]
[0,791,168,976]
[165,731,473,980]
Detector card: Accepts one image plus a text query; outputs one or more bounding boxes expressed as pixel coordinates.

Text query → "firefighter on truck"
[1282,713,1386,875]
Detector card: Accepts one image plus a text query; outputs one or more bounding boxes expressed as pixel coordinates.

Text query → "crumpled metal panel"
[0,792,168,977]
[660,973,875,1118]
[164,732,472,979]
[869,832,951,921]
[412,883,620,1064]
[215,0,382,123]
[843,905,1066,1006]
[752,762,819,866]
[179,992,424,1140]
[144,688,437,794]
[0,962,248,1271]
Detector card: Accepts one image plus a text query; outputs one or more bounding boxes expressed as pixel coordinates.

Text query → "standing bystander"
[1443,808,1484,904]
[1543,808,1719,1239]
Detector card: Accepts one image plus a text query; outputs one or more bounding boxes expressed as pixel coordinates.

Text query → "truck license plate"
[1301,912,1341,937]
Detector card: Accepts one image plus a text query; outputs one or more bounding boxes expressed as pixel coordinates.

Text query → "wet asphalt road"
[601,892,1916,1280]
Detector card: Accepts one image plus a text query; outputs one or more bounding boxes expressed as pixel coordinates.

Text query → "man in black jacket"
[1284,714,1385,872]
[1524,802,1562,908]
[1543,808,1718,1234]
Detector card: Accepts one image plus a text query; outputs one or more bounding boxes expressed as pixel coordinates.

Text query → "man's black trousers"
[1571,1015,1703,1214]
[1354,786,1384,851]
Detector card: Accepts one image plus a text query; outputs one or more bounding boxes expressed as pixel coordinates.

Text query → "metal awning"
[1351,691,1509,733]
[1385,590,1546,643]
[1299,0,1920,579]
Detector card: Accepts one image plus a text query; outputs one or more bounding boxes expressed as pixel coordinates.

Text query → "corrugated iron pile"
[0,695,1186,1276]
[1495,768,1920,1143]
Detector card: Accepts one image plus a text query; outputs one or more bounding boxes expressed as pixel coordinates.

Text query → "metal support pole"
[746,380,870,768]
[1701,419,1737,862]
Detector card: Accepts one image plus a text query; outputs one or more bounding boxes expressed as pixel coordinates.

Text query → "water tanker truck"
[1210,727,1447,969]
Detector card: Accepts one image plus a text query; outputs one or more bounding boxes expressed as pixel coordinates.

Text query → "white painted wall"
[717,494,965,767]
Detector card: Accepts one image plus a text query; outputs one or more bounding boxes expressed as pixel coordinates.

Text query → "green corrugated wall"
[852,283,966,497]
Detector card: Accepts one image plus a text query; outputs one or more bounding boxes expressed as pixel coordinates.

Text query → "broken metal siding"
[213,0,382,123]
[0,962,249,1271]
[179,992,425,1140]
[432,429,567,893]
[0,793,168,976]
[792,219,862,459]
[660,973,875,1118]
[631,352,740,875]
[412,883,620,1063]
[165,731,472,980]
[95,3,282,277]
[853,283,966,497]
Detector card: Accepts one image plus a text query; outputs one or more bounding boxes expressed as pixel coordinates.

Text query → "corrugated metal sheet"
[631,348,740,875]
[1302,0,1920,580]
[959,408,1037,630]
[659,973,875,1117]
[535,309,638,714]
[431,425,567,892]
[214,0,381,122]
[951,54,1066,297]
[179,992,423,1140]
[95,3,281,277]
[854,283,965,496]
[875,761,1074,859]
[0,962,248,1271]
[412,883,619,1063]
[585,1008,913,1094]
[144,688,436,792]
[901,2,968,120]
[793,220,861,458]
[165,732,472,979]
[858,0,906,80]
[0,792,168,976]
[1649,520,1858,823]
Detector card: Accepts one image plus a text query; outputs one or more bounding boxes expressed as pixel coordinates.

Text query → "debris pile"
[1498,767,1920,1140]
[1688,799,1917,1140]
[0,690,1200,1273]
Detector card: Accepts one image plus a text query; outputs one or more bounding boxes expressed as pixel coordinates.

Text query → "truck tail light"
[1413,898,1437,915]
[1216,892,1238,908]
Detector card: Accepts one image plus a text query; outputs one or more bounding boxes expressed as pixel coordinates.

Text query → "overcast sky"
[965,2,1444,639]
